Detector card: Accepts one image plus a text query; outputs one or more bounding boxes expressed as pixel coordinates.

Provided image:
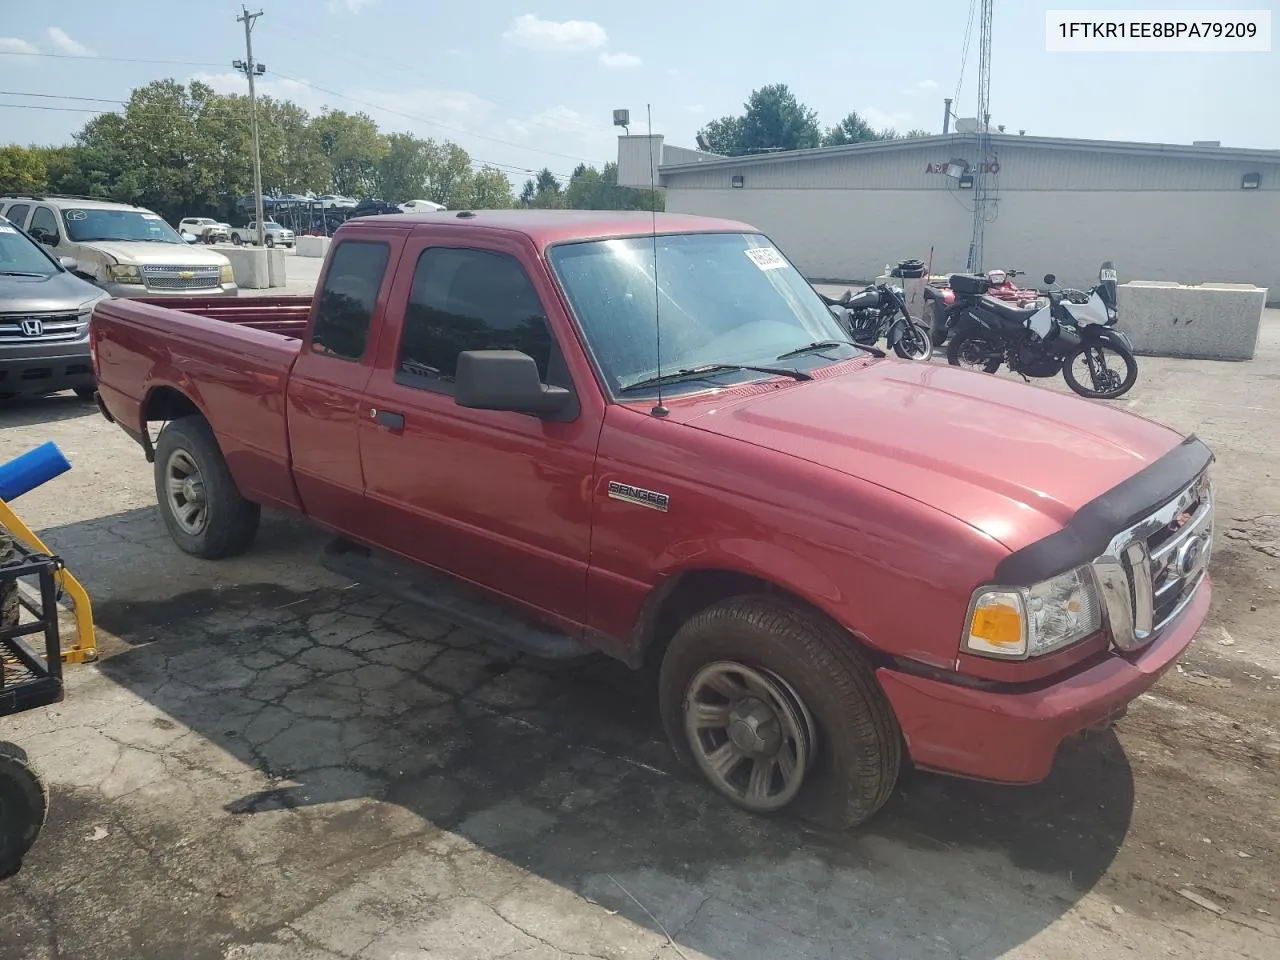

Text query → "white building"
[617,133,1280,300]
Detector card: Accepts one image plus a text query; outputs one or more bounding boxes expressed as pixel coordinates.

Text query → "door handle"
[370,408,405,431]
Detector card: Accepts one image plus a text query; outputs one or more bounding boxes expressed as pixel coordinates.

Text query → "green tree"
[0,145,49,194]
[376,132,432,202]
[699,85,822,157]
[564,162,663,211]
[469,166,515,208]
[312,109,387,197]
[521,167,564,208]
[822,111,879,146]
[421,141,473,207]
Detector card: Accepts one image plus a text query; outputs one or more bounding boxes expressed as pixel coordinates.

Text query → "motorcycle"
[818,283,934,361]
[943,260,1138,399]
[925,268,1041,346]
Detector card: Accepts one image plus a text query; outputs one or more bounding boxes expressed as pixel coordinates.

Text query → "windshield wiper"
[777,339,886,360]
[0,270,46,277]
[620,362,812,393]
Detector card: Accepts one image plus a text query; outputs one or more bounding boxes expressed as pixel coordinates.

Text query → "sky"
[1,0,1277,187]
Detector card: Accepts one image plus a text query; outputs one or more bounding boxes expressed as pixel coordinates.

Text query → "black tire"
[0,743,48,879]
[892,321,934,361]
[1062,340,1138,399]
[153,416,260,559]
[659,595,901,829]
[73,385,96,401]
[265,236,275,249]
[947,331,1003,373]
[232,234,243,246]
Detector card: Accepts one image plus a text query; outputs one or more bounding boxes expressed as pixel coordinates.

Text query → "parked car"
[399,199,447,213]
[230,221,295,248]
[315,194,357,210]
[90,211,1214,828]
[0,212,107,400]
[0,195,237,298]
[178,218,231,244]
[348,198,402,218]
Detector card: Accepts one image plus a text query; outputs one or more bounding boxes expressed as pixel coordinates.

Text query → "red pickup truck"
[91,210,1214,827]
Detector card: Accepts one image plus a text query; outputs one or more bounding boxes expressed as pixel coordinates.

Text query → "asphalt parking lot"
[0,294,1277,959]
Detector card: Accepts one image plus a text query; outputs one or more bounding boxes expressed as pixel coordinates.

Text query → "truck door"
[357,233,601,631]
[286,236,397,534]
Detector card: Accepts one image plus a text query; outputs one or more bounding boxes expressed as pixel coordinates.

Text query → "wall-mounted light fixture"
[731,174,745,188]
[1242,172,1261,190]
[958,173,974,189]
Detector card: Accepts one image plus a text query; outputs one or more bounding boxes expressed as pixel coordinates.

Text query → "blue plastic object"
[0,442,71,502]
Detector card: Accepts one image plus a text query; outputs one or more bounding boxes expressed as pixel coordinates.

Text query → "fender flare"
[1080,325,1133,351]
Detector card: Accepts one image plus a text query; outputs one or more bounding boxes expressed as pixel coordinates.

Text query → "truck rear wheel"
[0,742,48,879]
[659,596,901,829]
[153,416,260,559]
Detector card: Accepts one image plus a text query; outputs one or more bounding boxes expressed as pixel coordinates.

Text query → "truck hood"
[671,359,1184,552]
[81,241,230,266]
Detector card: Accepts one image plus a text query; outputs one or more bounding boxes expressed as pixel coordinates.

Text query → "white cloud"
[861,107,913,130]
[328,0,377,13]
[599,51,641,69]
[685,104,704,113]
[502,14,607,52]
[0,37,39,55]
[667,67,681,76]
[915,79,938,90]
[46,26,93,55]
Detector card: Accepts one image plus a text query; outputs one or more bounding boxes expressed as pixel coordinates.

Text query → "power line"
[0,50,226,68]
[266,69,603,168]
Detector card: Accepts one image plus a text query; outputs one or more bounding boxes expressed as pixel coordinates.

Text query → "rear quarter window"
[311,240,391,361]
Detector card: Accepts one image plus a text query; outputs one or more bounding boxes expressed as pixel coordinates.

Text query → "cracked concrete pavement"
[0,315,1278,959]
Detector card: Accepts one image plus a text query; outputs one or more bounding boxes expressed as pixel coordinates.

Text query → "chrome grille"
[0,312,85,343]
[141,265,221,291]
[1094,474,1213,651]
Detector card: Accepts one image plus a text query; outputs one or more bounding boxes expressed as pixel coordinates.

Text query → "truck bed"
[92,296,308,512]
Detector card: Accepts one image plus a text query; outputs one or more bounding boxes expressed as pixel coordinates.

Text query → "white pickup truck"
[230,221,295,248]
[178,218,231,244]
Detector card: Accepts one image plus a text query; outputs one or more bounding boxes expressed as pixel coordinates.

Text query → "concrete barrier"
[1116,281,1267,361]
[296,236,331,259]
[220,247,286,290]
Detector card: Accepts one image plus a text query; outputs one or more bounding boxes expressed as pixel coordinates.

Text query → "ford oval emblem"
[1174,534,1208,578]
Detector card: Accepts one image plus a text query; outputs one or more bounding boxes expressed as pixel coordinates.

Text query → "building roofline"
[657,132,1280,174]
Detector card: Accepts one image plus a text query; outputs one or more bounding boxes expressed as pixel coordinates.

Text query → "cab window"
[3,204,30,229]
[311,240,390,361]
[28,207,61,246]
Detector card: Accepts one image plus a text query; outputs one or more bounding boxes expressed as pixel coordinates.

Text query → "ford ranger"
[89,211,1214,827]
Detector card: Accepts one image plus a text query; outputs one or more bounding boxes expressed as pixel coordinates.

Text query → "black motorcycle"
[943,261,1138,399]
[818,283,933,361]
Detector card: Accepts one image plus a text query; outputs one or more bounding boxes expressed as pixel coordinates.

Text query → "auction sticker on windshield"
[65,210,86,221]
[745,247,787,271]
[142,214,162,220]
[0,225,16,233]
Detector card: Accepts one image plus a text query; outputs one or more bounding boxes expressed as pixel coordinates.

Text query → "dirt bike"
[944,261,1138,399]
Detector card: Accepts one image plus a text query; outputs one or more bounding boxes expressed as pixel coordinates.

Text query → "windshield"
[63,208,184,243]
[548,232,856,395]
[0,220,59,276]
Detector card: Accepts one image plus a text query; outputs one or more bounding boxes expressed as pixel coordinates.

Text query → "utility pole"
[233,7,267,249]
[966,0,994,273]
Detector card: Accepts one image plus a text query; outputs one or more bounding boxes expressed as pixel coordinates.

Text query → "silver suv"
[0,195,237,298]
[0,214,107,400]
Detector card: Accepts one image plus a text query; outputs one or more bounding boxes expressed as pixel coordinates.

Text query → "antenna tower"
[966,0,993,273]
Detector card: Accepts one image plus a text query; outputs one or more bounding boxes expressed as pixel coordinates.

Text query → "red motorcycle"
[926,268,1041,345]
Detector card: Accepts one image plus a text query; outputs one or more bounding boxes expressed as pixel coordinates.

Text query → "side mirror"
[57,256,78,271]
[455,350,570,417]
[181,232,198,244]
[1043,273,1056,285]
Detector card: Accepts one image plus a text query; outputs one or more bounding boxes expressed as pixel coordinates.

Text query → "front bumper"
[878,579,1210,784]
[101,282,238,299]
[0,341,94,397]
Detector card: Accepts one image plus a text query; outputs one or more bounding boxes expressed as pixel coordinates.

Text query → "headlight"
[965,566,1103,659]
[220,263,235,283]
[108,264,143,284]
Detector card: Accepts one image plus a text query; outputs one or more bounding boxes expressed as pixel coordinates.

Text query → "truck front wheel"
[659,596,901,828]
[153,416,260,559]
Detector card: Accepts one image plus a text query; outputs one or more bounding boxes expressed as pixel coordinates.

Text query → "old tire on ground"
[659,595,901,829]
[0,743,48,879]
[153,416,260,559]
